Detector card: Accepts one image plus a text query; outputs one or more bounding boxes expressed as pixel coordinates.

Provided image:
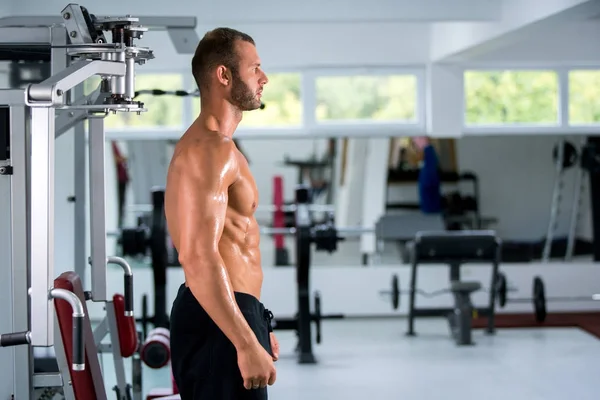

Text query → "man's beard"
[230,71,261,111]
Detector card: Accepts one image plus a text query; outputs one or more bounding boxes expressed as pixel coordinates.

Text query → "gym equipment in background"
[115,187,180,336]
[271,291,344,350]
[272,175,290,266]
[0,4,192,398]
[403,231,501,345]
[261,185,434,362]
[495,273,597,323]
[543,139,588,262]
[134,88,265,110]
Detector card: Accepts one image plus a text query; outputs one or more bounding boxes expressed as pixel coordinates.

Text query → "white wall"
[430,0,599,62]
[10,0,432,71]
[456,134,592,241]
[468,21,600,64]
[90,22,432,72]
[0,0,12,17]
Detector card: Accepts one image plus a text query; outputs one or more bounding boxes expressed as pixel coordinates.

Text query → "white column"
[334,138,368,228]
[427,63,464,138]
[359,138,391,256]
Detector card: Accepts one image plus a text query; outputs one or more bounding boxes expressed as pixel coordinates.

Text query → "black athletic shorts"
[170,284,274,400]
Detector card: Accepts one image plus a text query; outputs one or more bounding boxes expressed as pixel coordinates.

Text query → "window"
[569,70,600,125]
[464,70,559,125]
[315,74,417,122]
[191,73,303,127]
[82,73,184,130]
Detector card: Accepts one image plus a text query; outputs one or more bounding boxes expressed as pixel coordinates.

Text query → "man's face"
[229,40,268,111]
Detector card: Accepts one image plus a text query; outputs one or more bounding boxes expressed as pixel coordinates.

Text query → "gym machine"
[262,185,447,362]
[403,231,502,346]
[262,186,372,364]
[116,187,181,337]
[0,3,182,399]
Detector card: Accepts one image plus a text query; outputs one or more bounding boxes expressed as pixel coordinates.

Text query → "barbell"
[260,224,374,253]
[495,273,598,323]
[382,272,597,323]
[381,272,597,323]
[256,204,336,213]
[378,274,484,310]
[270,291,344,344]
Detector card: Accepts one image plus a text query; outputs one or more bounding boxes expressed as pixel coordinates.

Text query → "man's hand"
[270,332,280,361]
[237,341,277,389]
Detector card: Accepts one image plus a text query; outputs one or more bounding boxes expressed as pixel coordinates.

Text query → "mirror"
[107,133,595,268]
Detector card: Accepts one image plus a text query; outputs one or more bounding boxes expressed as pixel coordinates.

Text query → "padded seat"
[450,281,481,294]
[54,271,106,399]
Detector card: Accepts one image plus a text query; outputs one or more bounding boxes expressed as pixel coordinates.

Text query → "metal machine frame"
[0,4,196,399]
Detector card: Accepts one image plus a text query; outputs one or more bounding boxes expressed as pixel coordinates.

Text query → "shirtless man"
[165,28,279,399]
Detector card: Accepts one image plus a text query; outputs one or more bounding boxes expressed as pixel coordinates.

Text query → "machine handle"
[49,288,86,371]
[124,274,134,316]
[107,256,134,316]
[72,314,85,371]
[0,331,31,347]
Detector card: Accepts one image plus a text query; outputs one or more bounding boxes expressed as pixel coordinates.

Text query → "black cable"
[134,89,265,109]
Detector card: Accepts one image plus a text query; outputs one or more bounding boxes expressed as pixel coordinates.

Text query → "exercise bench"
[405,230,502,345]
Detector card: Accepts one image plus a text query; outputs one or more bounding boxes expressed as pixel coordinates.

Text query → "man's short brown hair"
[191,27,255,93]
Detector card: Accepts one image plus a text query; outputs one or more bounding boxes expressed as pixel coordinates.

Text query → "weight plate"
[392,274,400,310]
[533,276,547,323]
[495,272,507,308]
[121,227,147,256]
[151,189,168,286]
[552,141,578,169]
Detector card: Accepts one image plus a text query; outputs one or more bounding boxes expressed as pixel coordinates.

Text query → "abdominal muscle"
[217,211,263,299]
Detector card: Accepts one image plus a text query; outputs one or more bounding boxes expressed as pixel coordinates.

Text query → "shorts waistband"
[233,291,264,314]
[178,284,268,317]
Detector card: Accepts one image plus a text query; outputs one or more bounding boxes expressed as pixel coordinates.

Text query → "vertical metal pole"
[73,84,87,280]
[566,166,584,260]
[29,106,55,346]
[406,241,418,336]
[542,140,564,262]
[88,116,107,301]
[10,101,33,399]
[294,185,316,364]
[586,137,600,262]
[0,103,13,400]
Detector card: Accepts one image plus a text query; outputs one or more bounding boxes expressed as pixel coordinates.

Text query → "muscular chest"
[228,152,258,215]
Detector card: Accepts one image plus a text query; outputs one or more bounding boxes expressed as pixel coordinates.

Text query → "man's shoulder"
[173,133,237,178]
[179,130,234,158]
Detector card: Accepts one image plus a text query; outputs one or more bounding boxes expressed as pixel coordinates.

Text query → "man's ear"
[216,66,232,87]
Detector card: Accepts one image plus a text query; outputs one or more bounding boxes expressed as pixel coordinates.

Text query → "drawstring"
[264,309,274,333]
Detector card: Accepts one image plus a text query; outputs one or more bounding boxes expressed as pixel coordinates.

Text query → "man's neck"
[198,98,242,138]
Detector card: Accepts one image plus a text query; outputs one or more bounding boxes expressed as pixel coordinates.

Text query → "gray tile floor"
[95,234,599,399]
[99,318,600,400]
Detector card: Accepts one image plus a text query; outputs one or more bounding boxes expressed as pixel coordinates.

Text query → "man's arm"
[175,139,259,351]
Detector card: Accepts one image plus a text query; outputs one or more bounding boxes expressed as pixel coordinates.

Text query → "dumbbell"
[140,327,171,369]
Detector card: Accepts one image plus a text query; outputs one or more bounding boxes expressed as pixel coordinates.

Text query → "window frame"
[304,67,426,133]
[105,66,428,140]
[460,63,600,136]
[565,66,600,128]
